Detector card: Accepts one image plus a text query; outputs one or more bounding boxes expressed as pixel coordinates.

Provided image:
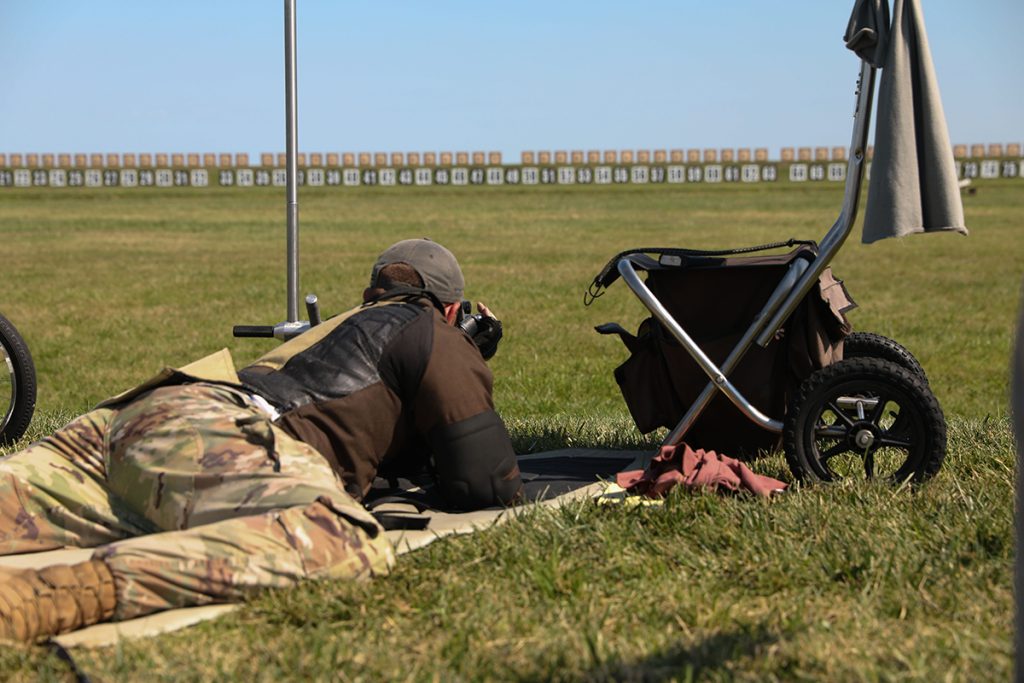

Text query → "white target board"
[5,150,1020,194]
[306,168,325,186]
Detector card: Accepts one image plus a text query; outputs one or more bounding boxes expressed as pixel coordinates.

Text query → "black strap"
[48,642,93,683]
[593,322,642,354]
[584,239,817,306]
[371,511,432,531]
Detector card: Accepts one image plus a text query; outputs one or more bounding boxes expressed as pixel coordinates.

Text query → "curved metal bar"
[755,61,876,347]
[617,259,784,433]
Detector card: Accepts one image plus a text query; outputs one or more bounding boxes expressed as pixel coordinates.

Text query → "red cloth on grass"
[616,443,787,498]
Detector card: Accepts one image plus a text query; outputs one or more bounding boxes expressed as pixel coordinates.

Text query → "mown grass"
[0,180,1019,680]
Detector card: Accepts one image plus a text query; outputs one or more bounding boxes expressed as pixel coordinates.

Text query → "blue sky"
[1,1,1020,160]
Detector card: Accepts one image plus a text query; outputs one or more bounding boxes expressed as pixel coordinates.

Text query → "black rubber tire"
[0,313,37,447]
[784,357,946,484]
[843,332,928,385]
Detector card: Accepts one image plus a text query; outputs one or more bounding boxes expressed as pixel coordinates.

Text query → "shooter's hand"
[469,302,503,361]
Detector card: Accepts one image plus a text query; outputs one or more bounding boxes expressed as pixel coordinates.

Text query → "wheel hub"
[853,428,875,449]
[846,420,881,452]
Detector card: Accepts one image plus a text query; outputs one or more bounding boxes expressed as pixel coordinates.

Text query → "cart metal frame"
[614,60,877,450]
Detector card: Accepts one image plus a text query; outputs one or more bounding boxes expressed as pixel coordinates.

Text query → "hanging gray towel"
[845,0,968,244]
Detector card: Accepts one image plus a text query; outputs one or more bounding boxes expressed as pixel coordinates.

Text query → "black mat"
[365,451,640,513]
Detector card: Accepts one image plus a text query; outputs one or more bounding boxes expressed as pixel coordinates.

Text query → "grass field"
[0,180,1020,680]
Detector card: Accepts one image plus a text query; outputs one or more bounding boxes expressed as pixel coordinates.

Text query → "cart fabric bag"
[612,247,855,456]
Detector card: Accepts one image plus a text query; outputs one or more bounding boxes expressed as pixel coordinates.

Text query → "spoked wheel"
[784,357,946,484]
[0,313,37,447]
[843,331,928,385]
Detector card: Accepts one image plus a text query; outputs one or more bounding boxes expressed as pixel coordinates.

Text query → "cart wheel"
[784,357,945,484]
[843,332,928,384]
[0,313,36,447]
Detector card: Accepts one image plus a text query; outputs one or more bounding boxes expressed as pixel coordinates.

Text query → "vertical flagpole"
[284,0,299,323]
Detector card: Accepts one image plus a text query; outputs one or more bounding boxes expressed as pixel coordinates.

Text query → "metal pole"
[1014,290,1024,683]
[284,0,299,322]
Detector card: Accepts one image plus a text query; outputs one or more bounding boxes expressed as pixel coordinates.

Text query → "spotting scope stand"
[233,0,315,344]
[233,294,322,341]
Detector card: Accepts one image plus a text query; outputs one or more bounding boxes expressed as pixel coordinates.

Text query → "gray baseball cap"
[370,238,465,303]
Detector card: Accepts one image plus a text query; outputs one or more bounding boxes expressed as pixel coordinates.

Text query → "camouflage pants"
[0,383,394,620]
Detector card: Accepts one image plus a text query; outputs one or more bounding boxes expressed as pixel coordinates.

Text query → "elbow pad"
[429,410,523,510]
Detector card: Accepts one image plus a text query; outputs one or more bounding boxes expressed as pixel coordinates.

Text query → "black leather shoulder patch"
[240,303,429,410]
